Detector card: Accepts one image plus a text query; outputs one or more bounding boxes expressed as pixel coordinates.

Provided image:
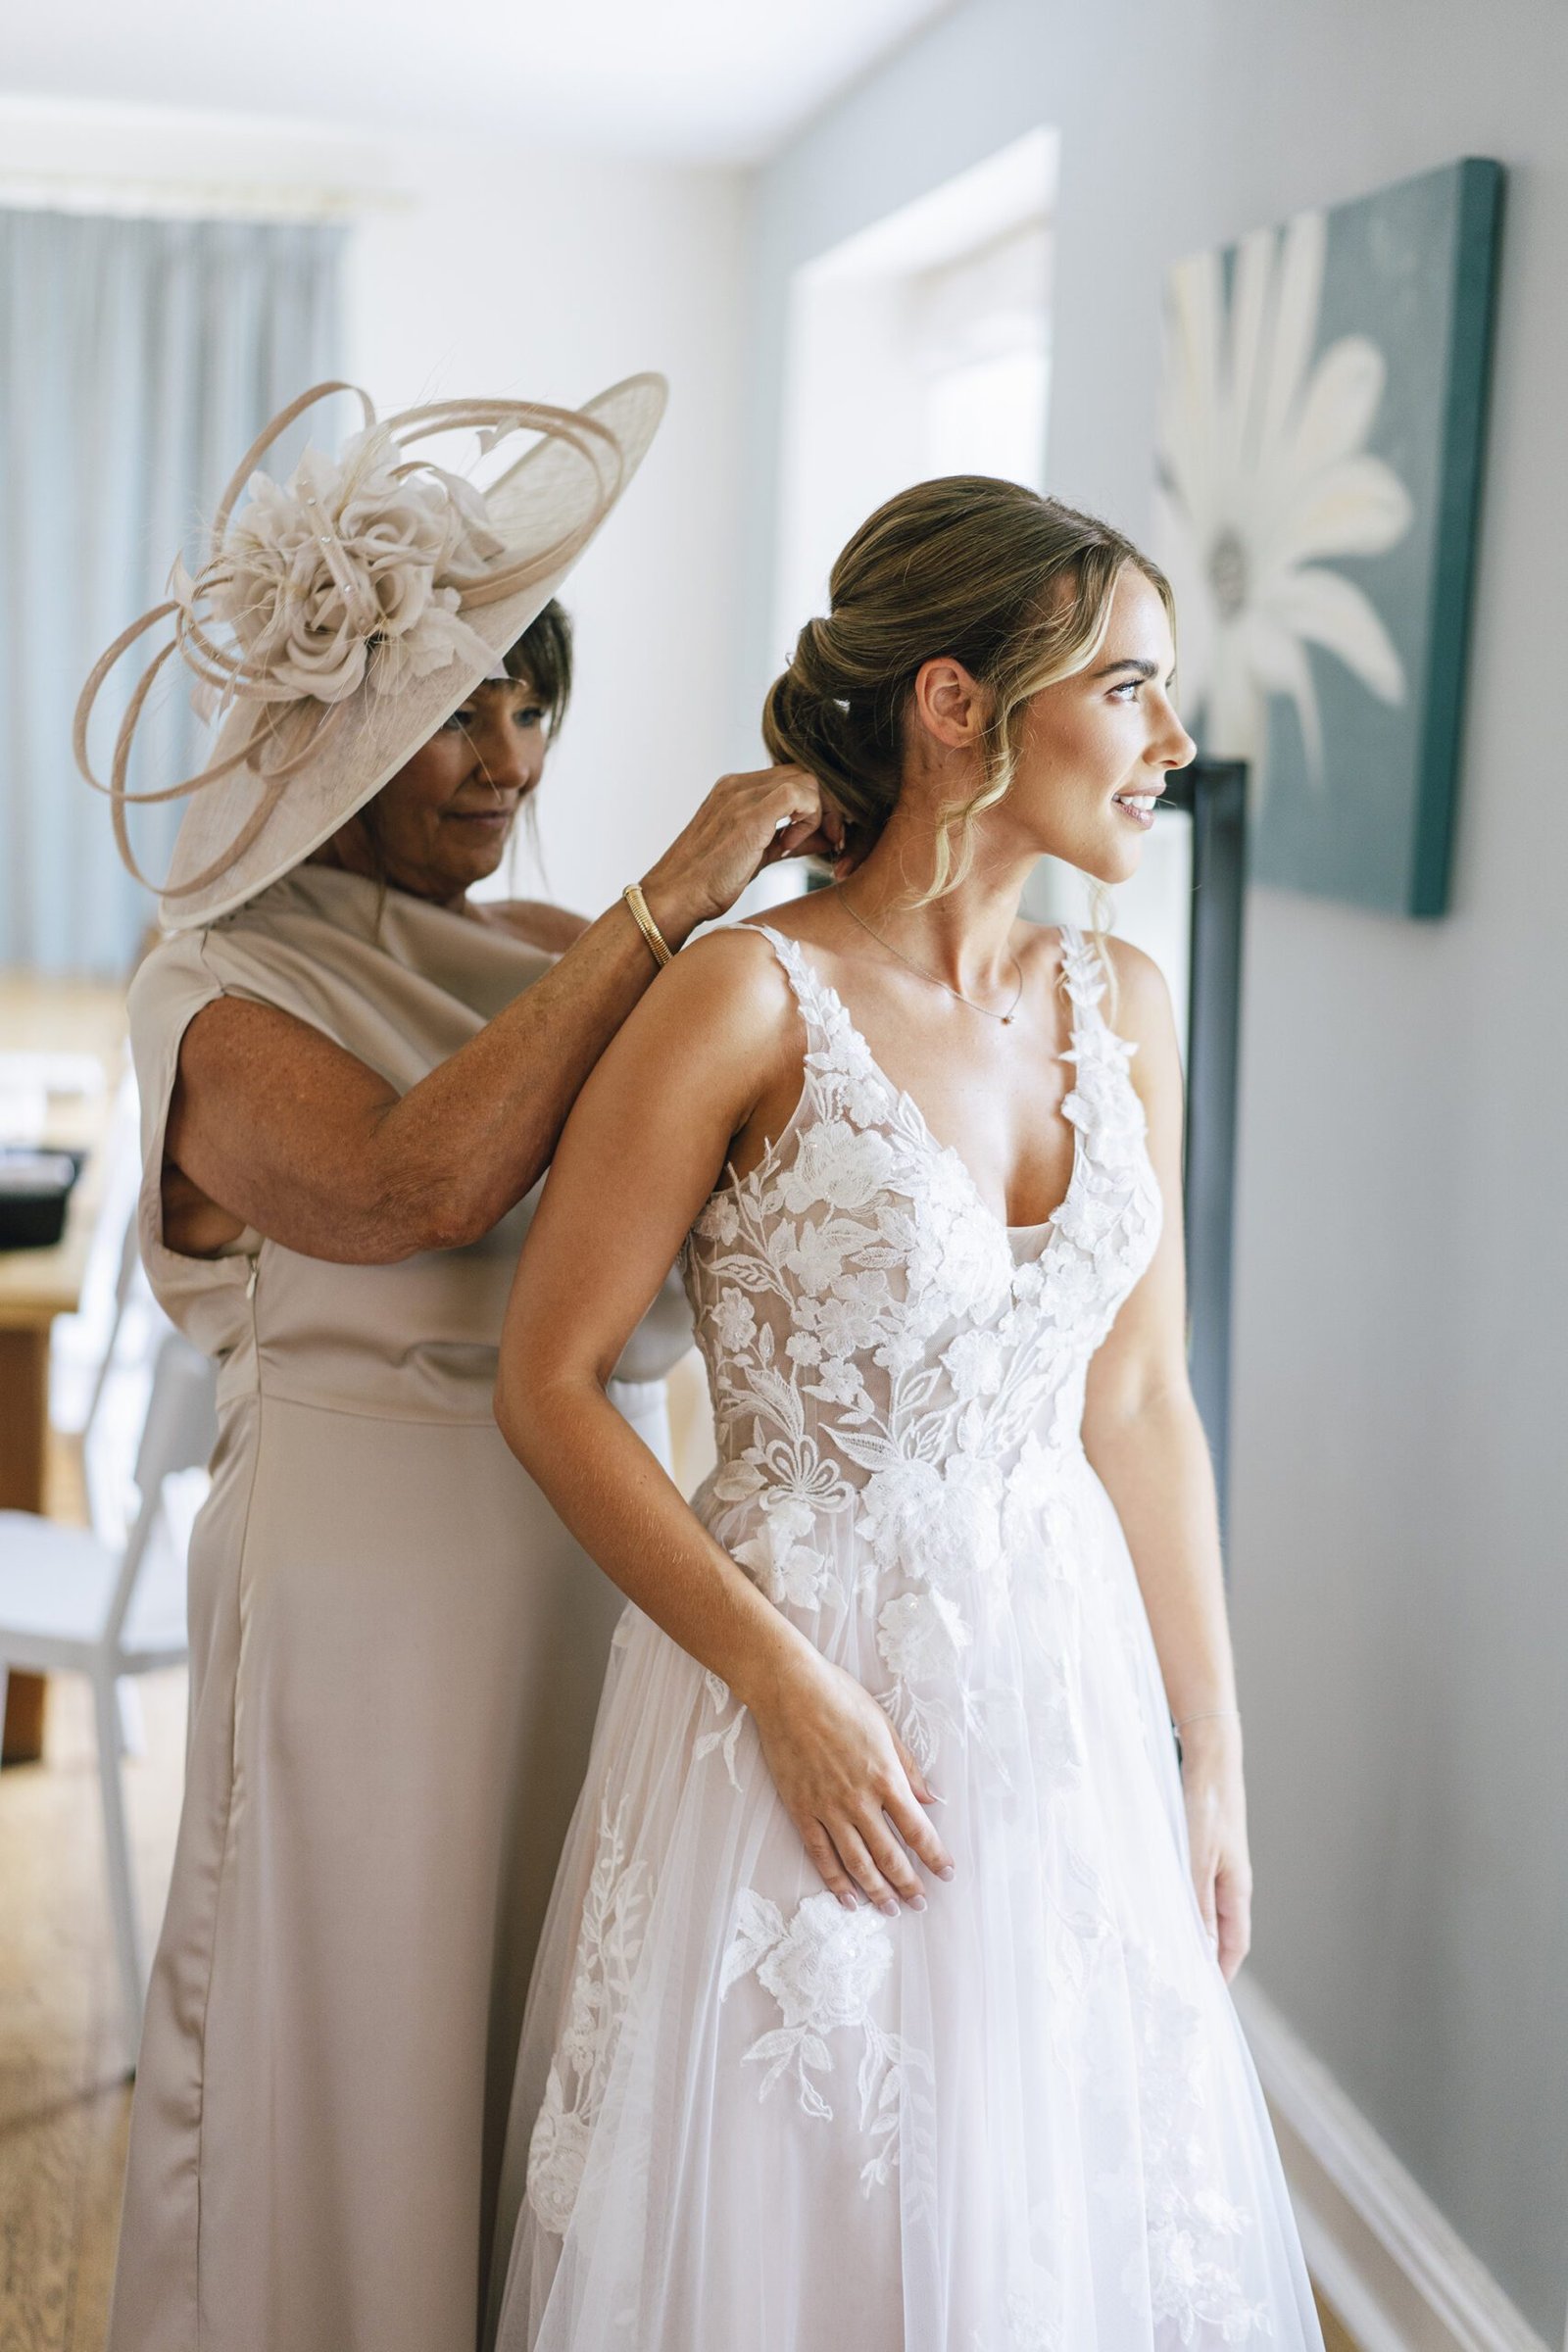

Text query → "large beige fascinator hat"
[75,371,667,930]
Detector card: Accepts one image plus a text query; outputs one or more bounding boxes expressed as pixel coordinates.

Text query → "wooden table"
[0,975,126,1764]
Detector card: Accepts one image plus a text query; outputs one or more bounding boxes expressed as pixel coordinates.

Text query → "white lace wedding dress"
[492,925,1323,2351]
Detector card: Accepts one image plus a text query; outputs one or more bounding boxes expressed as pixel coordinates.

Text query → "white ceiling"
[0,0,955,165]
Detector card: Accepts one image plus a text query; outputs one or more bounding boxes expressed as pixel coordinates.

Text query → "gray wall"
[741,2,1568,2337]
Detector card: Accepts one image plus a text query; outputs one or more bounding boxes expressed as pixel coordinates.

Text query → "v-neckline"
[763,927,1090,1248]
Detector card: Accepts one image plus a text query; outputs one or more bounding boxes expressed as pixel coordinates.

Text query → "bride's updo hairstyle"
[763,477,1173,901]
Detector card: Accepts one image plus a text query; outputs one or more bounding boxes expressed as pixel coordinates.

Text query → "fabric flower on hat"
[205,425,504,712]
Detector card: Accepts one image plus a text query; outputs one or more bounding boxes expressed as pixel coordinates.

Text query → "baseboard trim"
[1233,1979,1553,2352]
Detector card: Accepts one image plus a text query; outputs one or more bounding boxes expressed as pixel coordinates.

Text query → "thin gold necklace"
[839,892,1024,1025]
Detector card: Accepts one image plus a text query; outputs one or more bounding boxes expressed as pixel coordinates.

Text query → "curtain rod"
[0,172,411,221]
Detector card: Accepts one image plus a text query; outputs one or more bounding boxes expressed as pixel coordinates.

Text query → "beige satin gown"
[106,864,692,2352]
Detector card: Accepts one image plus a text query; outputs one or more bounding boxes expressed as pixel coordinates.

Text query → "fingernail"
[923,1790,948,1805]
[878,1898,900,1918]
[937,1864,956,1882]
[906,1894,927,1912]
[838,1890,858,1911]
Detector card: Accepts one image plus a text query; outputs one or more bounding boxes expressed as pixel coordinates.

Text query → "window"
[768,126,1190,1039]
[773,128,1056,647]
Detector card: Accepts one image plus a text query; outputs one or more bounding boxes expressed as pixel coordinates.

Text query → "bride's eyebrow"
[1090,656,1179,689]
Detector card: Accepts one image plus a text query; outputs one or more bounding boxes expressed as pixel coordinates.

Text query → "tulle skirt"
[490,1451,1322,2351]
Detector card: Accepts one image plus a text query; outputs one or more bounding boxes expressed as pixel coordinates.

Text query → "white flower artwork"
[1152,207,1413,788]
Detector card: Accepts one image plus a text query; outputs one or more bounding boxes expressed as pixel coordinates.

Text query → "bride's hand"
[1180,1717,1252,1983]
[748,1643,955,1915]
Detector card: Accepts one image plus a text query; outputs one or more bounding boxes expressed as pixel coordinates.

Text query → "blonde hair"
[762,477,1173,909]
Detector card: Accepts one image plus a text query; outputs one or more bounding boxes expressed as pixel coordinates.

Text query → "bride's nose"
[1159,707,1197,770]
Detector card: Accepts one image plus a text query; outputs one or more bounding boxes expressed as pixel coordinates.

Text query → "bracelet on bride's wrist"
[1174,1708,1241,1734]
[622,882,673,970]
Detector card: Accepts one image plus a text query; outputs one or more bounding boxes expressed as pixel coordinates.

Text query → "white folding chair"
[49,1058,152,1445]
[0,1331,218,2074]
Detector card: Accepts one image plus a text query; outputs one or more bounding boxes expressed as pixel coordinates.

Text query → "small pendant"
[1002,1012,1015,1025]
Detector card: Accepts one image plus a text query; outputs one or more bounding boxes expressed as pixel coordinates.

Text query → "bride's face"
[994,565,1195,886]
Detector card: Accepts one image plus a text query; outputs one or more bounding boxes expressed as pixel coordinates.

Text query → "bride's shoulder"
[643,921,804,1051]
[1014,920,1176,1055]
[1091,932,1173,1029]
[1076,933,1181,1083]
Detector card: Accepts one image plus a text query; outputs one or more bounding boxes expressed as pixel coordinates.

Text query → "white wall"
[345,144,749,917]
[743,4,1568,2341]
[0,97,749,925]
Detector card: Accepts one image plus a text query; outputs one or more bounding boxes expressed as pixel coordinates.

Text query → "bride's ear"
[909,657,988,755]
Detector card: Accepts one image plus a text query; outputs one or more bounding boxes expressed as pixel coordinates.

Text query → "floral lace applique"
[722,1888,934,2194]
[525,1797,652,2237]
[965,2281,1067,2352]
[694,1669,747,1789]
[1116,1949,1272,2343]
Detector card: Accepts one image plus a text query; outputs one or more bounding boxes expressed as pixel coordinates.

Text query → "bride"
[487,479,1324,2350]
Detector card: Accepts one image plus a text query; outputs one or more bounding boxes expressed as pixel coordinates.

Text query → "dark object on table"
[0,1148,83,1250]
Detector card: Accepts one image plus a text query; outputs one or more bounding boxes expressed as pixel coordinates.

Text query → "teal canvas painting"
[1153,158,1501,916]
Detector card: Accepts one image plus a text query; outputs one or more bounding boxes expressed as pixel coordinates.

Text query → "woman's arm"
[164,765,843,1265]
[481,898,593,954]
[494,929,954,1920]
[1079,938,1251,1982]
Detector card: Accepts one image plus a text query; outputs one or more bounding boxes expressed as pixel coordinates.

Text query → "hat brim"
[159,371,667,930]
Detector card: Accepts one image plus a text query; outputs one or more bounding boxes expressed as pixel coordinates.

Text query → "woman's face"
[324,676,549,903]
[995,566,1196,886]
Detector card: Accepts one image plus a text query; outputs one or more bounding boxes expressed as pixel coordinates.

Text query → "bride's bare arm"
[494,929,954,1918]
[1079,938,1250,1981]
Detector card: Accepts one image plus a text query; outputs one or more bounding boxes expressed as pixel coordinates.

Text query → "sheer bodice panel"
[681,923,1162,1670]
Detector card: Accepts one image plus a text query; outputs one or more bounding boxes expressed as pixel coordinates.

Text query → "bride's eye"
[1109,681,1142,703]
[441,709,476,733]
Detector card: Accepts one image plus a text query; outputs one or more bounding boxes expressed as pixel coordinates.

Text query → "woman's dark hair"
[504,598,572,734]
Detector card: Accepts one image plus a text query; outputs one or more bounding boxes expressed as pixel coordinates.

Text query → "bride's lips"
[1110,784,1165,830]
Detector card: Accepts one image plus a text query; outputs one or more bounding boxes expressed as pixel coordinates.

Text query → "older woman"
[81,377,843,2352]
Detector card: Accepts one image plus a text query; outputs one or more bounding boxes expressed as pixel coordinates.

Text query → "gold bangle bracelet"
[622,882,673,970]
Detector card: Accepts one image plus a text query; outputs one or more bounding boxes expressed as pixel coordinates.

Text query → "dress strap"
[742,921,838,1044]
[1057,923,1109,1020]
[1056,922,1139,1072]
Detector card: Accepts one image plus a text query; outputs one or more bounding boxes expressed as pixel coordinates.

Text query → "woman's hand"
[639,764,856,945]
[1180,1716,1252,1982]
[747,1642,955,1916]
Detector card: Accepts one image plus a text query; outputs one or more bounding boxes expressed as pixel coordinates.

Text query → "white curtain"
[0,211,345,978]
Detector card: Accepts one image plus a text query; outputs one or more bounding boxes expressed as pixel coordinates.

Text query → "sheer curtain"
[0,211,344,977]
